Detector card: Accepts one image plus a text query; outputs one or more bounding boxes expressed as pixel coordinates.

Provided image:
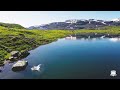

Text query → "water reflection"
[65,36,101,41]
[65,36,120,42]
[77,38,97,41]
[109,38,120,42]
[1,35,120,79]
[65,36,76,40]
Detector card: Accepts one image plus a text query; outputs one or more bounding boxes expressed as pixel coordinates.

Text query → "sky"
[0,11,120,27]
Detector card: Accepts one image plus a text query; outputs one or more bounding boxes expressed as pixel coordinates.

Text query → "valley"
[1,24,120,66]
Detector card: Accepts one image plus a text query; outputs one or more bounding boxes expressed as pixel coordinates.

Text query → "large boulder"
[12,60,28,71]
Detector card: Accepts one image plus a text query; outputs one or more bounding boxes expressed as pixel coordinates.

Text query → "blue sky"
[0,11,120,27]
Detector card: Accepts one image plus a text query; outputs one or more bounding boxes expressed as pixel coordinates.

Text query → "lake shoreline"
[1,37,120,79]
[0,32,120,71]
[0,38,59,69]
[2,33,120,67]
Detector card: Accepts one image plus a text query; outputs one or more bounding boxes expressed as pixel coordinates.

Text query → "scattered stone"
[9,56,14,60]
[9,56,17,61]
[19,34,25,37]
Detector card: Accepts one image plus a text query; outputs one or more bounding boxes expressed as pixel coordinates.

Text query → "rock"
[0,38,3,40]
[10,51,20,57]
[19,34,25,37]
[9,56,14,60]
[12,60,28,71]
[20,51,30,58]
[0,61,4,66]
[11,37,19,41]
[9,56,17,61]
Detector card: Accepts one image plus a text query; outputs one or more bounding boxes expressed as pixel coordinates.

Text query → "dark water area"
[1,37,120,79]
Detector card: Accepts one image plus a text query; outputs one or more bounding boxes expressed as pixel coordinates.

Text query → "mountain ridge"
[28,18,120,30]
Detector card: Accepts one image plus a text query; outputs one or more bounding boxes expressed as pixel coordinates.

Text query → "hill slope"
[0,22,25,29]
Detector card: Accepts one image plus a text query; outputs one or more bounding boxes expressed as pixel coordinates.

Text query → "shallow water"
[1,37,120,79]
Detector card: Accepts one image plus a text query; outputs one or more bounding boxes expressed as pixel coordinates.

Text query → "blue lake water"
[1,37,120,79]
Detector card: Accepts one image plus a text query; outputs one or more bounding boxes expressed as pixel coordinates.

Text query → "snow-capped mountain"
[112,18,120,22]
[28,18,120,30]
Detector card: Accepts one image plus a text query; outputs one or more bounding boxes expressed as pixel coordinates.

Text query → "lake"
[1,37,120,79]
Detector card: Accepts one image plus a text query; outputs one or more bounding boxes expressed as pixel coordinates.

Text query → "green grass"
[1,26,120,64]
[0,26,72,63]
[0,22,25,29]
[74,26,120,35]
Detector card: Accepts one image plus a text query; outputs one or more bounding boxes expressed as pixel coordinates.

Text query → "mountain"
[112,18,120,22]
[28,25,47,30]
[28,18,120,30]
[0,22,25,29]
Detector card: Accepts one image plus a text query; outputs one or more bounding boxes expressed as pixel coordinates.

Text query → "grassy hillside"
[1,26,120,65]
[0,22,25,29]
[74,26,120,35]
[0,26,72,65]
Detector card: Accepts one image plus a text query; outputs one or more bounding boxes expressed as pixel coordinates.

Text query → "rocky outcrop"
[9,51,20,61]
[10,51,20,57]
[12,60,28,71]
[20,51,30,58]
[9,51,30,61]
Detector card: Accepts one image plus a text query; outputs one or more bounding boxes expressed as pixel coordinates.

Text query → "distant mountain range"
[28,18,120,30]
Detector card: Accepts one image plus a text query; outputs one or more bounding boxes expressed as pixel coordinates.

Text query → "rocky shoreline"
[0,39,56,72]
[1,33,120,72]
[0,50,30,67]
[0,50,30,72]
[1,33,119,65]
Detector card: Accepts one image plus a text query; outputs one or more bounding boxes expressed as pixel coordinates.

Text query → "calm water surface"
[1,37,120,79]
